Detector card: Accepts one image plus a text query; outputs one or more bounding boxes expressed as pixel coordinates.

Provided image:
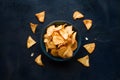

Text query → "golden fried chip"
[30,23,38,33]
[52,31,60,36]
[83,43,95,54]
[47,41,56,49]
[44,34,52,42]
[27,36,36,48]
[44,34,48,38]
[59,28,68,39]
[63,46,73,58]
[44,38,48,43]
[47,25,55,36]
[53,36,64,45]
[55,25,63,31]
[35,11,45,22]
[72,32,77,44]
[35,54,44,66]
[58,46,67,58]
[65,26,73,36]
[51,48,58,57]
[71,40,77,51]
[73,11,84,20]
[77,55,89,67]
[83,19,92,30]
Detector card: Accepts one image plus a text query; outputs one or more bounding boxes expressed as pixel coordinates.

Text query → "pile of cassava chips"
[43,23,78,59]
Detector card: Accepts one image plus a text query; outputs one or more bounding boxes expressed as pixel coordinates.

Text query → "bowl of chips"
[41,20,81,61]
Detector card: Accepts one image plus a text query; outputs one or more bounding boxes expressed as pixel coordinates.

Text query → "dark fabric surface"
[0,0,120,80]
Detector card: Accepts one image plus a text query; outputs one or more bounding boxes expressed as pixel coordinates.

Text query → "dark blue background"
[0,0,120,80]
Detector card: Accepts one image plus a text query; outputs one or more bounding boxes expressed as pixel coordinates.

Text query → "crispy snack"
[44,34,52,42]
[77,55,89,67]
[59,28,68,39]
[43,23,78,58]
[27,36,36,48]
[53,35,64,45]
[63,46,73,58]
[51,48,58,57]
[71,40,77,51]
[35,11,45,22]
[54,25,63,31]
[30,23,38,33]
[65,26,73,36]
[71,32,77,44]
[83,43,95,54]
[47,25,55,36]
[46,41,56,49]
[52,31,60,37]
[35,54,44,66]
[83,19,92,30]
[58,46,67,58]
[73,11,84,20]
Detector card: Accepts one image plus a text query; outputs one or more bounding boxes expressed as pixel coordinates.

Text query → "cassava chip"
[35,11,45,22]
[54,25,63,31]
[83,43,95,54]
[52,31,60,36]
[77,55,90,67]
[83,19,92,30]
[73,11,84,20]
[30,23,38,33]
[44,38,48,43]
[63,46,73,58]
[44,34,52,42]
[27,36,36,48]
[46,41,56,49]
[35,54,44,66]
[53,35,64,45]
[71,40,77,51]
[58,46,67,58]
[59,28,68,39]
[47,25,55,36]
[65,25,73,36]
[72,32,77,44]
[51,48,58,57]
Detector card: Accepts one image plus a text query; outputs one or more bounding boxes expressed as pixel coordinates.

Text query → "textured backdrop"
[0,0,120,80]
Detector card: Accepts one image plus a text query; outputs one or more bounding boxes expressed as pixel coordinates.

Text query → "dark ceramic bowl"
[40,20,81,61]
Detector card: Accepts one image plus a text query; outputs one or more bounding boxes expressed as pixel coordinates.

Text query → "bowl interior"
[40,20,81,61]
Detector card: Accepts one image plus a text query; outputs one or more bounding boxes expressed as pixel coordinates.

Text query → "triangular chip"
[65,26,73,36]
[71,32,77,44]
[59,28,68,39]
[53,35,64,45]
[71,40,77,51]
[83,43,95,54]
[35,54,44,66]
[51,48,58,57]
[46,41,56,49]
[47,25,55,36]
[55,25,63,31]
[77,55,90,67]
[30,23,38,33]
[73,11,84,20]
[58,46,67,58]
[83,19,92,30]
[63,46,73,58]
[35,11,45,22]
[27,36,36,48]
